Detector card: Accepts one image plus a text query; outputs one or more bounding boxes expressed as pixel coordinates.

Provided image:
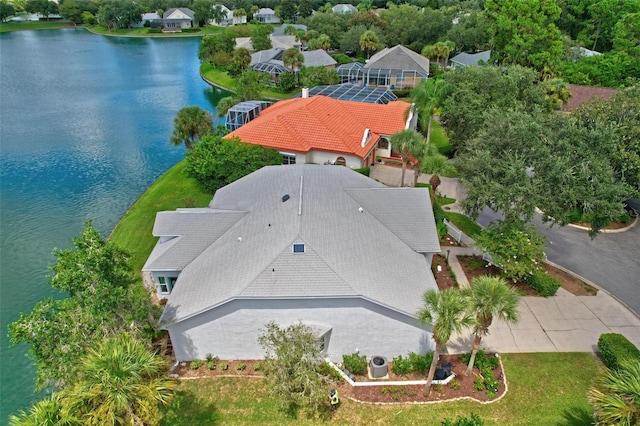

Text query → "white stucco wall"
[166,298,434,362]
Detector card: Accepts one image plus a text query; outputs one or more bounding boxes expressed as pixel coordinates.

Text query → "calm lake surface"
[0,28,228,421]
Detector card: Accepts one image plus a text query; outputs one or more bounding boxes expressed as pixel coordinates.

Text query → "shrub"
[473,375,485,391]
[354,167,370,176]
[148,28,162,33]
[206,353,219,363]
[449,378,461,390]
[219,362,229,370]
[190,360,203,370]
[319,361,343,382]
[253,362,262,371]
[482,367,499,394]
[391,355,412,375]
[441,413,485,426]
[343,353,367,375]
[236,363,246,371]
[525,270,561,297]
[278,72,296,92]
[206,360,216,370]
[392,89,411,98]
[331,53,353,65]
[408,351,433,375]
[598,333,640,371]
[459,351,499,371]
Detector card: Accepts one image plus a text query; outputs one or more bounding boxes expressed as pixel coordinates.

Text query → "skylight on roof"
[292,243,305,253]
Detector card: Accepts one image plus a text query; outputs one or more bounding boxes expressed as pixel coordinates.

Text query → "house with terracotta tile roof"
[225,95,417,168]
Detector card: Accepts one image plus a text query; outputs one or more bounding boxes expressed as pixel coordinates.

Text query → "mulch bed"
[431,254,458,290]
[457,255,538,296]
[440,233,466,247]
[456,255,597,296]
[171,355,506,404]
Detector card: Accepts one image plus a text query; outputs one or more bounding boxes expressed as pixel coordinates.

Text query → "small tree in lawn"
[417,288,474,397]
[464,275,520,376]
[390,129,425,187]
[258,321,331,417]
[474,220,546,283]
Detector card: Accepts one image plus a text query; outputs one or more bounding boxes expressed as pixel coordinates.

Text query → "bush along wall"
[598,333,640,371]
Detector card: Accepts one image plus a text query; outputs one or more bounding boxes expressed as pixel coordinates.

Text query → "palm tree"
[410,78,451,147]
[282,47,304,73]
[588,358,640,425]
[170,106,213,150]
[389,129,425,187]
[463,275,520,376]
[232,47,251,72]
[9,393,77,426]
[417,288,473,397]
[211,4,228,25]
[359,30,379,59]
[61,333,175,426]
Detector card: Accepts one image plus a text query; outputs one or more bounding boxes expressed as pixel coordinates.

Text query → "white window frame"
[281,152,296,165]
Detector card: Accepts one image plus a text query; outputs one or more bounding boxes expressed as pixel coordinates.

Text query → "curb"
[567,214,639,233]
[544,259,640,322]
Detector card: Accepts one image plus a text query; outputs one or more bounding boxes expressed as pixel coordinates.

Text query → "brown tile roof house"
[225,95,415,168]
[563,84,618,111]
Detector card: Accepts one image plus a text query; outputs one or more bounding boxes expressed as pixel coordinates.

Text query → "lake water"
[0,28,229,421]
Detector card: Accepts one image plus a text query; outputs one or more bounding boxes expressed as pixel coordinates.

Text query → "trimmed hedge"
[525,270,561,297]
[598,333,640,371]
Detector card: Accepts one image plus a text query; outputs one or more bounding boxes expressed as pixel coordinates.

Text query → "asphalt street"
[477,209,640,317]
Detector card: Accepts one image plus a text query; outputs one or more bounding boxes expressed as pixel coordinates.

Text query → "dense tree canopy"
[185,133,283,192]
[485,0,564,77]
[8,222,158,390]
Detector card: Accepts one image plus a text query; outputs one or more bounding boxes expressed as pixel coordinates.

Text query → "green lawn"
[0,21,71,32]
[200,64,297,101]
[109,161,213,271]
[444,211,483,238]
[161,353,600,425]
[430,121,453,157]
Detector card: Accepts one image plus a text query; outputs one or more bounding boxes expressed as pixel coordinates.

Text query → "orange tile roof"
[225,96,412,158]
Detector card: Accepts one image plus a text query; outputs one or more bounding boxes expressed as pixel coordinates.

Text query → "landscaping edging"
[567,214,639,233]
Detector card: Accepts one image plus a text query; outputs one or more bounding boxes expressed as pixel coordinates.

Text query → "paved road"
[477,208,640,317]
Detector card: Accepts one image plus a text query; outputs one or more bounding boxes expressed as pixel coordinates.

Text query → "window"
[281,153,296,165]
[377,138,389,149]
[292,243,305,253]
[158,276,177,294]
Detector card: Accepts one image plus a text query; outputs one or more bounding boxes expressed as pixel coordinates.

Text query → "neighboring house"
[250,48,336,79]
[131,12,162,28]
[448,50,491,68]
[336,45,430,89]
[563,84,618,111]
[144,165,440,361]
[254,7,280,24]
[291,84,398,105]
[332,3,358,13]
[272,24,307,36]
[209,5,247,26]
[224,95,416,167]
[236,35,299,51]
[162,8,194,31]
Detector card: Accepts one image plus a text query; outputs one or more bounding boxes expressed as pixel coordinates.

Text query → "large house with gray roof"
[143,165,440,361]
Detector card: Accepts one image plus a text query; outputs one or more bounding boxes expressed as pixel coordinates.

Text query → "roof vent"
[359,207,364,213]
[282,194,290,202]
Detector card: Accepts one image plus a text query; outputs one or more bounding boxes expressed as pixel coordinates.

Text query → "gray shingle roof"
[366,45,430,74]
[449,50,491,67]
[156,165,440,326]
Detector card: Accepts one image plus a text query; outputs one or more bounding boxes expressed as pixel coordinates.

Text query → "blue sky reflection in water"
[0,28,228,421]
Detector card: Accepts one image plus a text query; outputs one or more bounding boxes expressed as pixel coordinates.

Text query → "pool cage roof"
[225,100,273,131]
[292,84,398,104]
[252,62,289,77]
